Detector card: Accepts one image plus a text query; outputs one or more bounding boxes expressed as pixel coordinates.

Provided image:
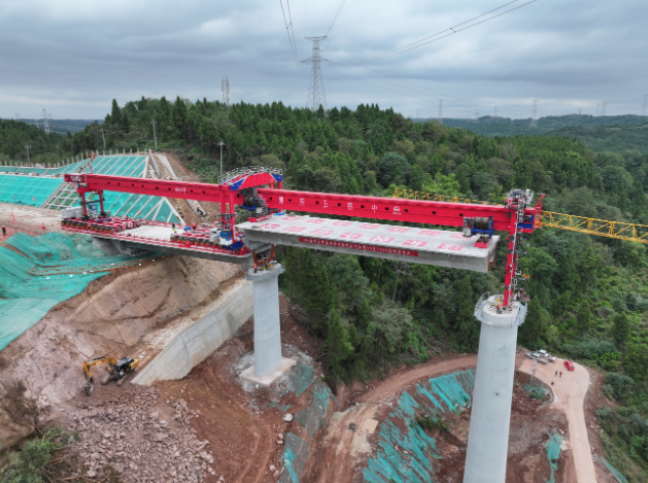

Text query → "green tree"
[377,152,408,186]
[409,164,424,191]
[578,246,600,292]
[371,304,413,354]
[519,298,548,346]
[623,343,648,381]
[610,312,630,346]
[576,300,592,332]
[0,427,77,483]
[110,99,122,127]
[454,276,478,350]
[552,290,572,316]
[326,310,353,379]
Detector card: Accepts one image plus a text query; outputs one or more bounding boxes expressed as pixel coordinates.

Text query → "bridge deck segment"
[239,214,499,273]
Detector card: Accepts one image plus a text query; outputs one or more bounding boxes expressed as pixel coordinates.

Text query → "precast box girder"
[238,215,499,273]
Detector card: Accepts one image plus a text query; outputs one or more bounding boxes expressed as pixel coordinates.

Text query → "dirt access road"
[520,357,597,483]
[304,354,478,482]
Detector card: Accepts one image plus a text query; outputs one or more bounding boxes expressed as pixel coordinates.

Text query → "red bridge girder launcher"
[62,168,544,308]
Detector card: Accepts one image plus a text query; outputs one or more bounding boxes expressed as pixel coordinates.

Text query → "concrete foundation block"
[240,357,296,386]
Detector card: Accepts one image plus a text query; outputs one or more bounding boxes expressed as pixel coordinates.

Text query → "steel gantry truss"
[63,170,540,309]
[540,211,648,245]
[393,187,648,245]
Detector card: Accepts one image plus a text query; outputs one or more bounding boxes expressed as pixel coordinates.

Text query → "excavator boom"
[81,355,138,396]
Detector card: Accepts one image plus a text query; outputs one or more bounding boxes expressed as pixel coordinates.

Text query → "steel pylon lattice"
[222,76,230,107]
[302,36,328,112]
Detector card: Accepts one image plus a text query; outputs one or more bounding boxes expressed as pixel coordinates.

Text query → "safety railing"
[218,166,283,185]
[392,187,501,206]
[60,225,251,257]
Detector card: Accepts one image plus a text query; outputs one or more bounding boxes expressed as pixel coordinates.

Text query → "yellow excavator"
[82,355,139,396]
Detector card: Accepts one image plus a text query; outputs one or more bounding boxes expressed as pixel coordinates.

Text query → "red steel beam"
[64,173,241,203]
[64,174,539,230]
[258,189,532,230]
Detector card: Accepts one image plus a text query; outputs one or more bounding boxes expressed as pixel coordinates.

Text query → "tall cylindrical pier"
[463,294,527,483]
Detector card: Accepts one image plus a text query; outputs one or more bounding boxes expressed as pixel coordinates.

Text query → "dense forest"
[546,123,648,153]
[441,113,648,137]
[2,98,648,480]
[0,119,66,162]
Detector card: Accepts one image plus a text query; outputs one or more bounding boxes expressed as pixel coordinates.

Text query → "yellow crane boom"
[392,187,648,245]
[540,211,648,245]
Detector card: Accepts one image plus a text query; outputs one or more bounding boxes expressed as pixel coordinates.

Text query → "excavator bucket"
[84,382,94,397]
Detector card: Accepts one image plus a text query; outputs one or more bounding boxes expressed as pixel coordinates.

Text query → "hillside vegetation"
[441,113,648,137]
[546,123,648,153]
[3,99,648,480]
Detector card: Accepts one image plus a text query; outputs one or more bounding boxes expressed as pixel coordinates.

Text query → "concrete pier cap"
[240,263,296,386]
[463,293,528,483]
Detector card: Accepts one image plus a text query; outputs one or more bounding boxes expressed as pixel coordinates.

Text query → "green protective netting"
[1,156,180,224]
[101,192,180,223]
[544,432,563,483]
[363,370,475,483]
[279,433,311,483]
[600,457,628,483]
[0,175,62,206]
[270,360,316,406]
[0,232,143,352]
[525,383,547,400]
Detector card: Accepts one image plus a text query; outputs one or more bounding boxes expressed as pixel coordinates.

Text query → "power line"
[326,0,349,36]
[328,63,439,105]
[352,0,540,65]
[279,0,299,64]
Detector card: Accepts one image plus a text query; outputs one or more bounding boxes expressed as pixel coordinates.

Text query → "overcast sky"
[1,0,647,120]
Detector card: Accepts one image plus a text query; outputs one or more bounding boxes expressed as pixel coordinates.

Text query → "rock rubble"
[65,385,219,483]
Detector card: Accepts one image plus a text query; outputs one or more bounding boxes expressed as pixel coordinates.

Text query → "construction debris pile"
[64,385,219,483]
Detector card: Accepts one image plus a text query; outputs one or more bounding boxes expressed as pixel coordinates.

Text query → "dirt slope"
[0,254,240,451]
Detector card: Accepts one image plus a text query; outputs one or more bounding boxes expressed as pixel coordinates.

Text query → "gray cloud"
[1,0,647,119]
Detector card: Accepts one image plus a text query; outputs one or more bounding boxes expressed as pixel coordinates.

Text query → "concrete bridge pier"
[463,294,528,483]
[241,263,295,385]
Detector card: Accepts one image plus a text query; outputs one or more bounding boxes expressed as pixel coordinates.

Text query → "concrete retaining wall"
[133,278,253,385]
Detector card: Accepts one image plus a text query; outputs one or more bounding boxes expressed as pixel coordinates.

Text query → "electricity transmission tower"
[302,36,328,112]
[438,100,443,124]
[222,76,230,107]
[530,99,538,128]
[151,120,158,150]
[601,101,608,116]
[642,94,647,116]
[99,128,107,151]
[42,109,50,134]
